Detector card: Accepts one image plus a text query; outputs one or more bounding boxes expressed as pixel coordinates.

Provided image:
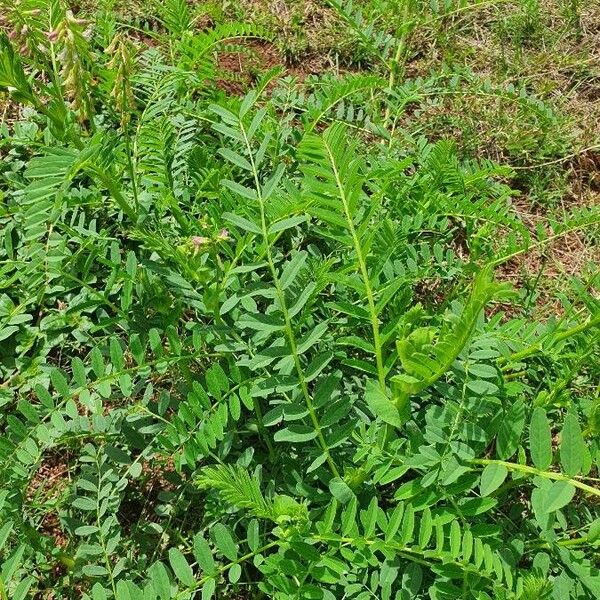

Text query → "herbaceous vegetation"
[0,0,599,598]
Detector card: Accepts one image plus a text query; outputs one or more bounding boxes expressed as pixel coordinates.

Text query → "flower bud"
[192,236,210,246]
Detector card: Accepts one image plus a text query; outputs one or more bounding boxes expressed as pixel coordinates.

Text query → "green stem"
[0,349,219,478]
[123,123,139,213]
[383,0,411,127]
[472,459,600,498]
[498,313,600,367]
[177,540,279,597]
[529,536,598,551]
[240,123,340,479]
[312,534,493,581]
[89,166,138,222]
[93,452,117,597]
[251,390,276,460]
[491,218,600,269]
[322,137,386,391]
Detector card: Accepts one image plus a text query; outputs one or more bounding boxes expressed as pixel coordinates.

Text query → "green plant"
[0,2,599,599]
[496,0,544,48]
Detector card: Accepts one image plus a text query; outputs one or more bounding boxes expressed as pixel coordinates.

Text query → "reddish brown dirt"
[127,29,161,48]
[495,193,599,317]
[572,149,600,193]
[118,455,182,529]
[26,452,72,549]
[215,39,345,94]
